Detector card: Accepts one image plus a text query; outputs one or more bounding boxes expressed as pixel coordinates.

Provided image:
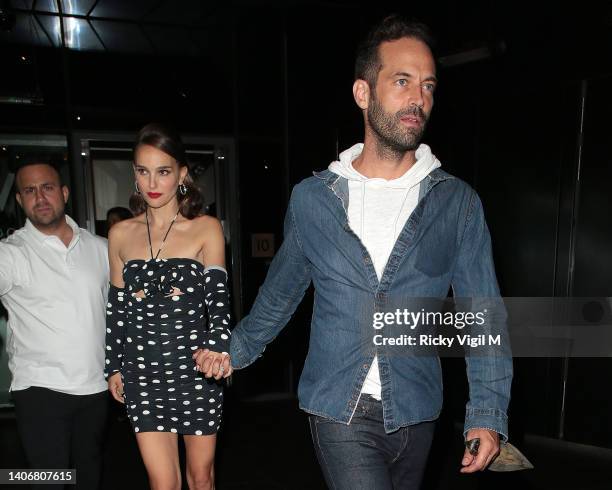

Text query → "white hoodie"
[328,142,441,399]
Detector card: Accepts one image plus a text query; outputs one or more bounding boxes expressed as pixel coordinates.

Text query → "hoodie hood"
[328,143,441,190]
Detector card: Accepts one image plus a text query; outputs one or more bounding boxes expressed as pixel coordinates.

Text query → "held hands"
[460,428,500,473]
[192,349,233,380]
[106,349,232,403]
[108,372,125,404]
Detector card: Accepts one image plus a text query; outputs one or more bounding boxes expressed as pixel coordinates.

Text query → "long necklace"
[145,206,180,260]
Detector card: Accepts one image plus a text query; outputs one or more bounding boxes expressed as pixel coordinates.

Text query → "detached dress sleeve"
[202,267,231,354]
[105,284,128,378]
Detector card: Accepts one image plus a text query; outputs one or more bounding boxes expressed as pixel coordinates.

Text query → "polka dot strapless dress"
[105,258,231,435]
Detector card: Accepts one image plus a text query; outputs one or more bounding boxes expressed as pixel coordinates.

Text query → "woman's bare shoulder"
[191,214,223,234]
[108,215,144,243]
[187,215,224,255]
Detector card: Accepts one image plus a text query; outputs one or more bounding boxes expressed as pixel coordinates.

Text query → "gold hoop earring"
[134,181,140,194]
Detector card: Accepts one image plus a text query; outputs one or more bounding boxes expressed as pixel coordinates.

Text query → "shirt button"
[363,364,369,369]
[364,257,371,264]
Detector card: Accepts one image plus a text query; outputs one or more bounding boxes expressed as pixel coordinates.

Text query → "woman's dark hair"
[129,123,203,219]
[354,14,436,88]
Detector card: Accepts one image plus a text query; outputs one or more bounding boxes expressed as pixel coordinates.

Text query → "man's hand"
[108,372,125,404]
[192,349,233,380]
[460,428,500,473]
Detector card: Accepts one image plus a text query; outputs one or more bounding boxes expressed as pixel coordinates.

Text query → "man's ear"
[353,79,371,110]
[15,191,22,208]
[62,185,69,204]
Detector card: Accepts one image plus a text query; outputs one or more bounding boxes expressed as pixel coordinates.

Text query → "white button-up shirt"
[0,215,109,395]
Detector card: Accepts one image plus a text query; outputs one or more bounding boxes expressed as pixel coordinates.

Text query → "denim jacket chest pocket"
[413,199,459,278]
[299,191,375,288]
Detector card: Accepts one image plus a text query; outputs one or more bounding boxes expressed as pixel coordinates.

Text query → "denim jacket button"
[363,364,369,369]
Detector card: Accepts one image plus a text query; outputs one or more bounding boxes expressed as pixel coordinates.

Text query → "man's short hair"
[14,156,64,192]
[354,14,436,88]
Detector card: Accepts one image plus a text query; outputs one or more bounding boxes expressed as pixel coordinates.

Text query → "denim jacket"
[230,167,513,439]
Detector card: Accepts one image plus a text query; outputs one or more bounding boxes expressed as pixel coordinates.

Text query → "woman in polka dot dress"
[105,123,233,490]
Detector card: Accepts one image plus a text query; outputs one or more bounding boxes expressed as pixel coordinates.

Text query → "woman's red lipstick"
[147,192,162,199]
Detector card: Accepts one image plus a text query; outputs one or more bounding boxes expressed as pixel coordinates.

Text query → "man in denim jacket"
[229,15,512,489]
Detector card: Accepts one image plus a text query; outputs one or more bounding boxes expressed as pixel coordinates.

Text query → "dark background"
[2,0,612,475]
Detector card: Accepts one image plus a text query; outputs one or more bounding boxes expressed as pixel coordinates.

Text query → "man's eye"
[44,185,55,191]
[423,83,436,92]
[396,79,408,86]
[23,188,34,194]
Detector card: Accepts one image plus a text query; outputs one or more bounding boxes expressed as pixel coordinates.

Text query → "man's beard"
[367,94,429,159]
[28,205,65,229]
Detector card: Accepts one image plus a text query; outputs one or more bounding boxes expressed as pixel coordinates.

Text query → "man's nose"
[407,85,425,109]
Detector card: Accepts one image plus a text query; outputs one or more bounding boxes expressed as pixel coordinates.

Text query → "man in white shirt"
[0,159,109,489]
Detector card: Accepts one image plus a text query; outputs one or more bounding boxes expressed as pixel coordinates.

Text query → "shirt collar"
[25,214,81,250]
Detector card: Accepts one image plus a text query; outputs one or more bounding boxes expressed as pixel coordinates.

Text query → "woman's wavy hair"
[129,123,203,219]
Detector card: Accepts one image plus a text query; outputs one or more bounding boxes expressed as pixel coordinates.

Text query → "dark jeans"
[12,386,108,490]
[309,396,435,490]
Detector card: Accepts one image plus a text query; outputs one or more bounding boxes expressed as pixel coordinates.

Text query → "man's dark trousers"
[309,395,435,489]
[12,387,108,490]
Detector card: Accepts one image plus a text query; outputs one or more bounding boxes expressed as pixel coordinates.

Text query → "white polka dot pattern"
[104,258,229,435]
[201,267,232,354]
[104,284,127,378]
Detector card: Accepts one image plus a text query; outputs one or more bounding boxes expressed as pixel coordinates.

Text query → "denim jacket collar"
[313,167,454,206]
[312,167,456,297]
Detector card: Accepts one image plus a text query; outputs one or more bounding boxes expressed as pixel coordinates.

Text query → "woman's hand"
[192,349,233,380]
[108,372,125,403]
